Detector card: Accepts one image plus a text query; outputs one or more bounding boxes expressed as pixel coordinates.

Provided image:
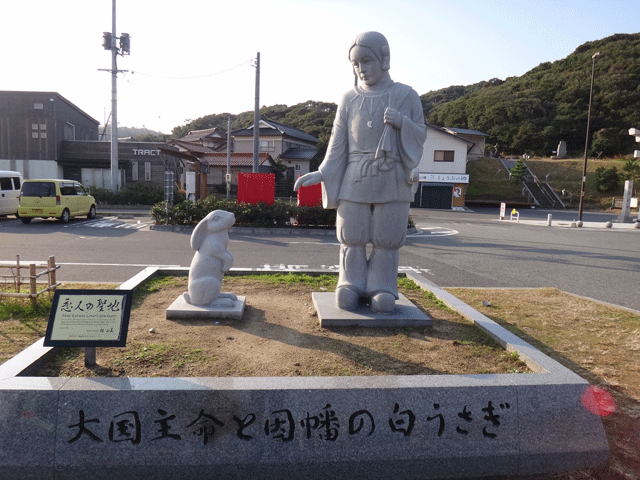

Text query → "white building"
[413,125,474,209]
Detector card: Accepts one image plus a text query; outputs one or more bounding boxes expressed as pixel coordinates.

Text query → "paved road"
[1,207,638,312]
[405,208,640,311]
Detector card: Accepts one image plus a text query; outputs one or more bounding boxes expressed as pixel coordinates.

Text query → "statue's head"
[348,31,390,71]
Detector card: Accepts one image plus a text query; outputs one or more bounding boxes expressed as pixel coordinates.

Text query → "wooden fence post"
[16,255,21,293]
[29,263,37,306]
[48,256,56,294]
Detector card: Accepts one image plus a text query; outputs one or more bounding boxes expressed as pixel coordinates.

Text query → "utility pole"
[110,0,118,194]
[253,52,260,173]
[100,0,130,194]
[226,117,231,199]
[578,51,602,223]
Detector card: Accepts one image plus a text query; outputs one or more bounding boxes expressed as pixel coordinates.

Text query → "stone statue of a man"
[294,31,426,313]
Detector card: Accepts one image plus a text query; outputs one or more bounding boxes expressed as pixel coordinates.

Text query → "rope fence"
[0,256,60,305]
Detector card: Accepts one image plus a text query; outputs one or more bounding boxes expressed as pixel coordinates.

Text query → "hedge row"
[88,184,168,205]
[150,197,336,228]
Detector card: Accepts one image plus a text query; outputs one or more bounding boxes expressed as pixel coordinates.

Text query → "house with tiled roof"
[201,152,276,185]
[160,118,318,197]
[174,127,226,151]
[231,118,318,182]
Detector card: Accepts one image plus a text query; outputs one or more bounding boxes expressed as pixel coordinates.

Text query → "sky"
[2,0,638,134]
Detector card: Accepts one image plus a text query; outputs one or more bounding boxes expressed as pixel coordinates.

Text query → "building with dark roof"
[201,152,276,185]
[163,118,319,196]
[231,118,318,184]
[442,127,489,159]
[169,127,226,152]
[0,91,99,179]
[61,140,181,190]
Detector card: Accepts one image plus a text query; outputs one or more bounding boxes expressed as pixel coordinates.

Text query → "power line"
[131,59,253,80]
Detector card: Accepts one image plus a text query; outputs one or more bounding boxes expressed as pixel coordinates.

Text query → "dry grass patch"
[447,287,640,400]
[447,287,640,480]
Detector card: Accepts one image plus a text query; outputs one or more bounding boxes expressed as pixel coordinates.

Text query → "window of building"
[33,103,43,110]
[32,124,38,130]
[40,124,46,130]
[295,164,301,171]
[144,162,151,181]
[132,161,139,181]
[64,123,76,141]
[40,133,47,139]
[434,150,455,162]
[32,132,38,139]
[259,140,275,152]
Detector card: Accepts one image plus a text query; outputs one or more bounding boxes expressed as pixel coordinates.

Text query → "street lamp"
[578,51,602,223]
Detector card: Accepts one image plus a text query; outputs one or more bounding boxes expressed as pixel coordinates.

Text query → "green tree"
[594,166,621,192]
[510,159,527,182]
[590,128,623,157]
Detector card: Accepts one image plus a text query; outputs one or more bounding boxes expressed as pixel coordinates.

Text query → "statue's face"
[349,45,384,88]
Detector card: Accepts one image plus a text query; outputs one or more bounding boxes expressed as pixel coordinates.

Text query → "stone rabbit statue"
[183,210,237,307]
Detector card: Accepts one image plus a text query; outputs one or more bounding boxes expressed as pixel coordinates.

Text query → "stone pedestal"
[166,294,246,320]
[312,292,432,328]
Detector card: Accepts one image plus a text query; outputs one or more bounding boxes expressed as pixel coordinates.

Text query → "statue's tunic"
[319,82,426,209]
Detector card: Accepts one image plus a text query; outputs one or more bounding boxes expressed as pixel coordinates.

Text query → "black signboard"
[44,289,132,347]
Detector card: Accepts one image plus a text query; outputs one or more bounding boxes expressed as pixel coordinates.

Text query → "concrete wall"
[0,159,61,179]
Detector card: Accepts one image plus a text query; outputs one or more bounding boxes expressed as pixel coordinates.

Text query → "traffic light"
[119,33,130,55]
[102,32,112,50]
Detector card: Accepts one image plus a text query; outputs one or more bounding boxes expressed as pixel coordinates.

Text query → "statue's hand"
[383,107,403,129]
[294,171,323,191]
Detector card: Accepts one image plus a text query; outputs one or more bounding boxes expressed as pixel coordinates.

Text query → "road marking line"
[60,262,181,267]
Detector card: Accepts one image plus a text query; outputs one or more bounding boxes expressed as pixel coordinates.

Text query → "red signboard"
[297,182,322,207]
[237,173,275,205]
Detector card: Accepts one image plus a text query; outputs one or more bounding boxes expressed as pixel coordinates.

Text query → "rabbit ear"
[191,215,209,250]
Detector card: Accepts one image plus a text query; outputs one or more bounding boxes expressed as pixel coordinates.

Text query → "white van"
[0,171,23,217]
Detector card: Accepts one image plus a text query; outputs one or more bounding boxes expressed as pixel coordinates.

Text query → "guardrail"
[0,255,60,305]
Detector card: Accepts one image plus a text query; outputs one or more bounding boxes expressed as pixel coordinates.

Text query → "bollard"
[547,214,552,226]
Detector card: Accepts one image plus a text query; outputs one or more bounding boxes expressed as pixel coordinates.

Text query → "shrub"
[296,205,336,226]
[594,166,621,193]
[87,187,116,204]
[89,183,166,205]
[150,197,337,228]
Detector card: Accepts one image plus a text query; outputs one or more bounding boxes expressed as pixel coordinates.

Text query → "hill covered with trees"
[170,32,640,159]
[424,33,640,157]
